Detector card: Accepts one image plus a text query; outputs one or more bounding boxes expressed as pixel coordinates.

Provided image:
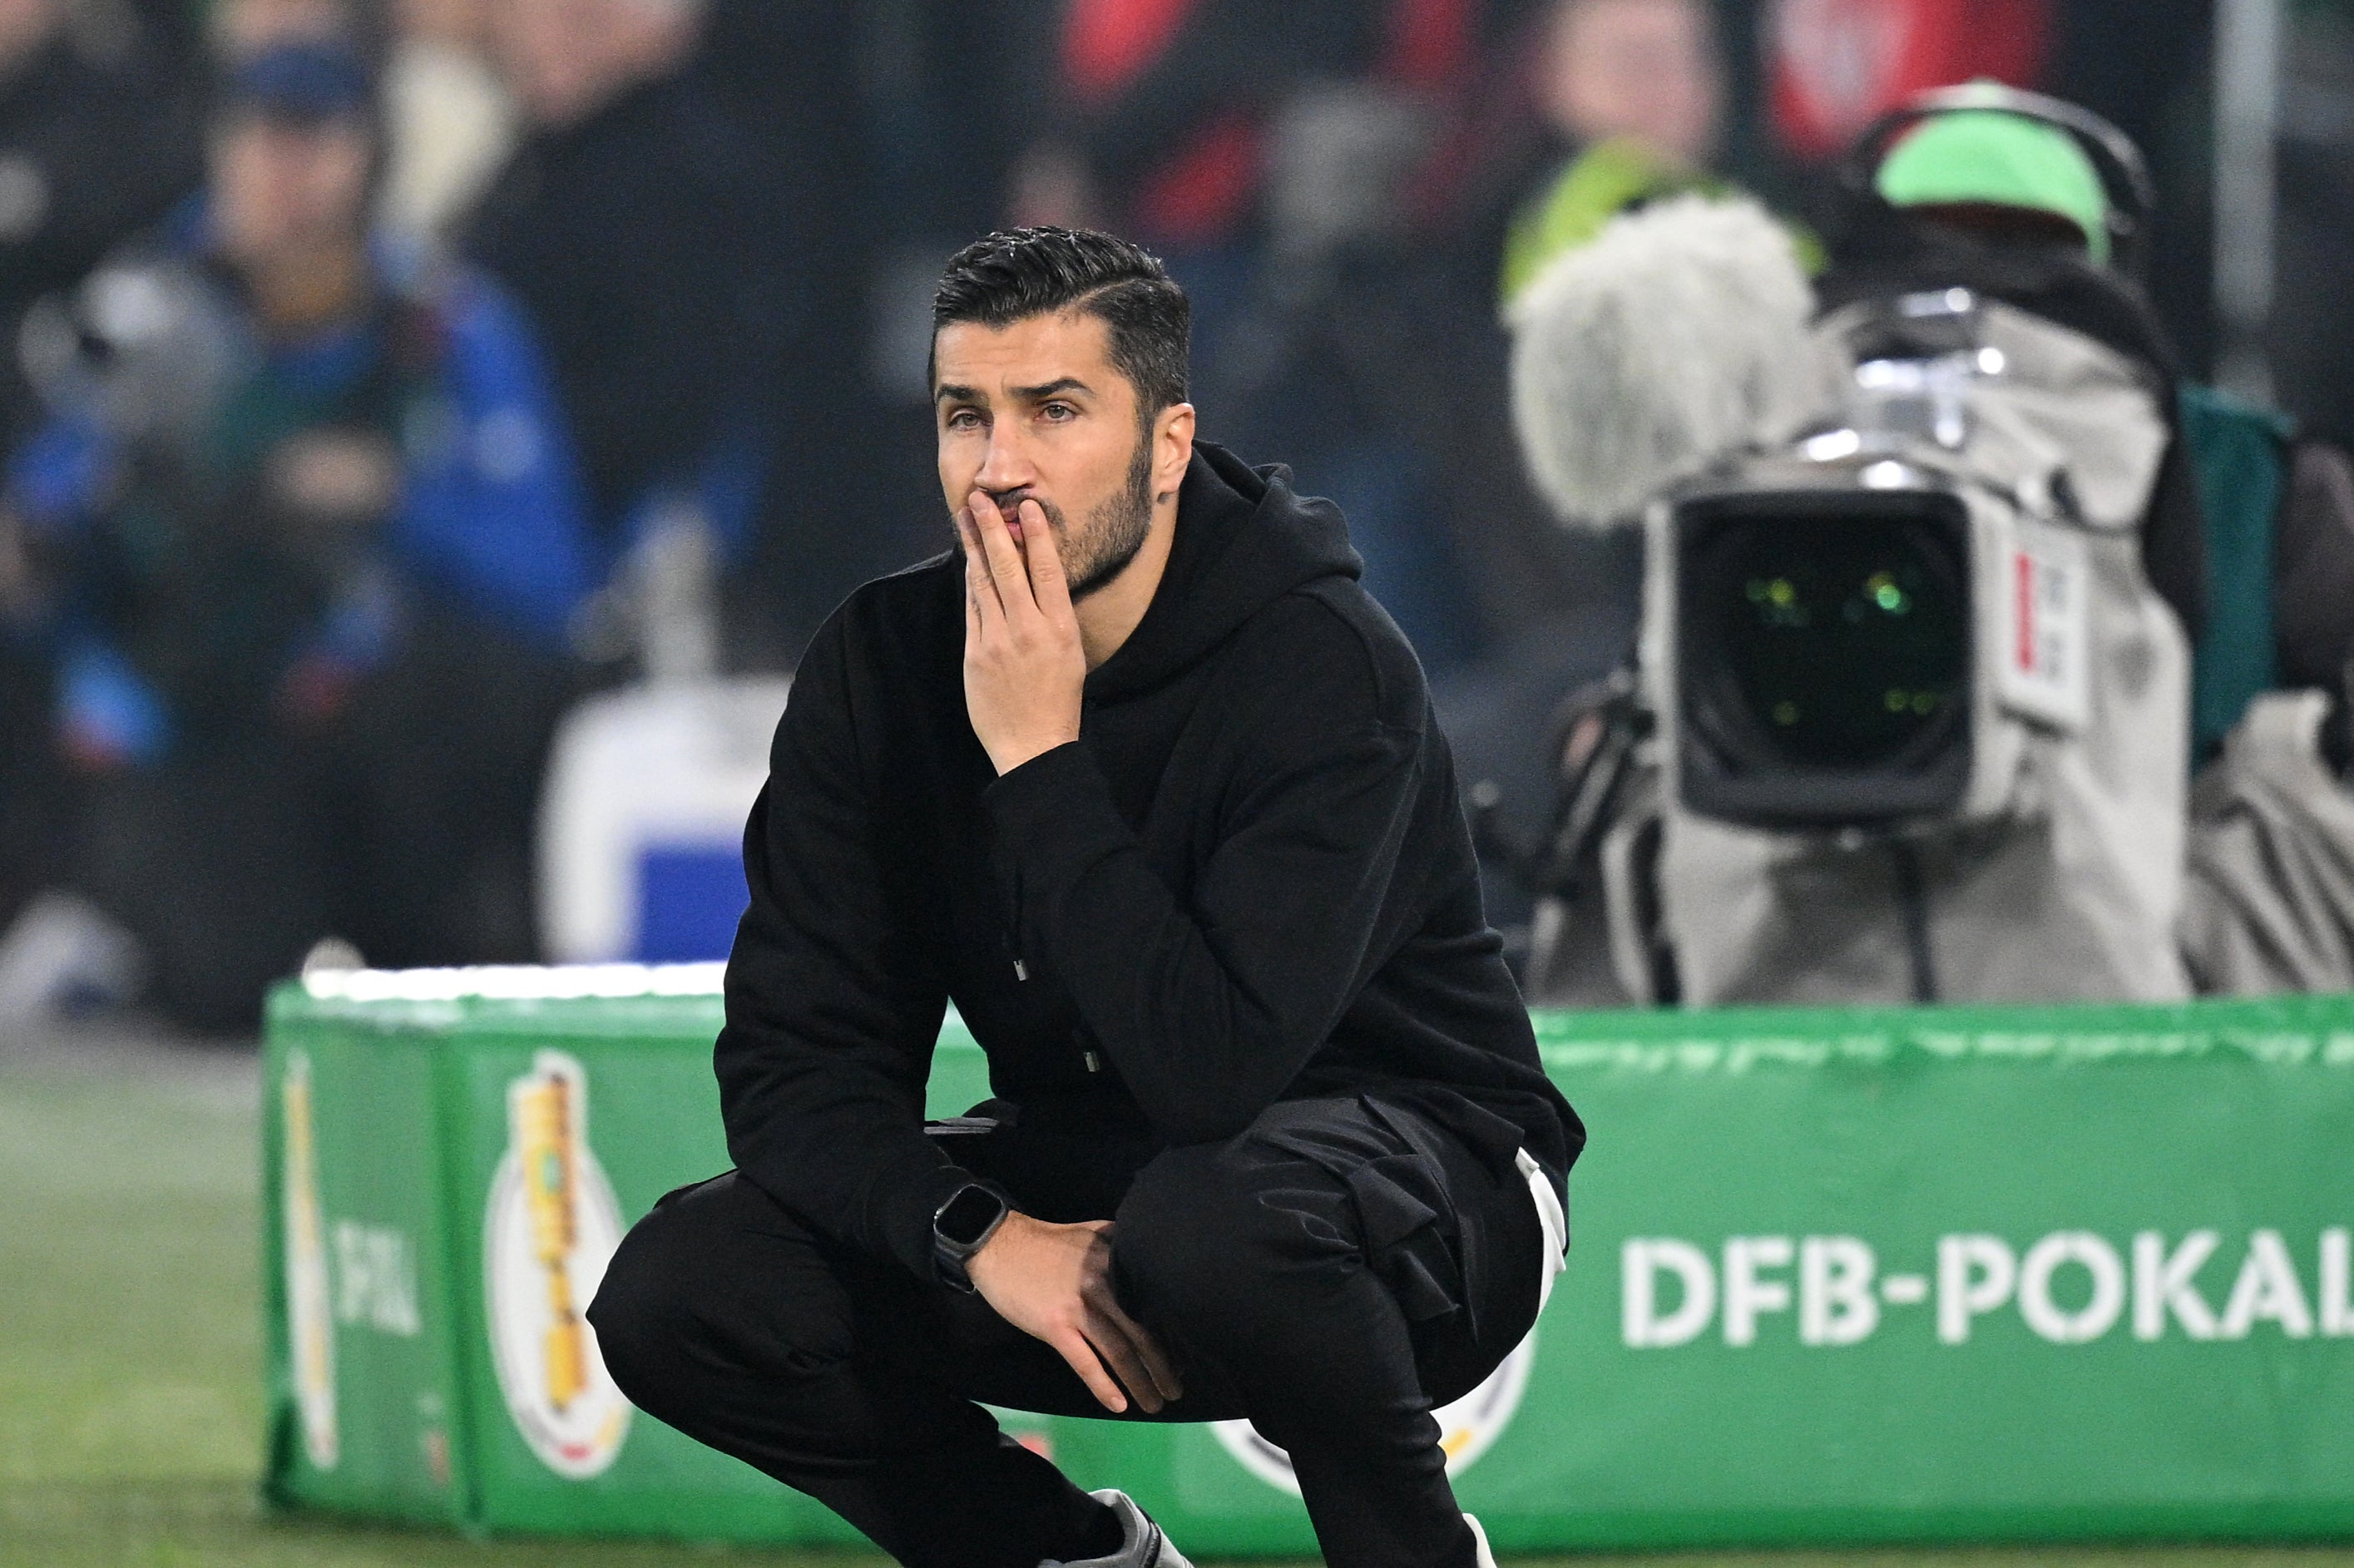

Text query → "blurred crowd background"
[0,0,2347,1032]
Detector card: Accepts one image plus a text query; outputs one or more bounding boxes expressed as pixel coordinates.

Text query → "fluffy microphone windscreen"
[1507,195,1827,532]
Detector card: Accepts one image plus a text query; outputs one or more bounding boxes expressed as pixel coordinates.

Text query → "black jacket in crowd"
[462,65,798,537]
[715,443,1582,1284]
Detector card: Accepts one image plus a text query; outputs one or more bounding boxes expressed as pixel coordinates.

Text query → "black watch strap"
[931,1181,1011,1293]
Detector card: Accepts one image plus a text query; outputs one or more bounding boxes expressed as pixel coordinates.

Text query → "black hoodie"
[715,443,1582,1284]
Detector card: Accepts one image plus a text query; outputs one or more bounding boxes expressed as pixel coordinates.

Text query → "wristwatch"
[932,1181,1011,1293]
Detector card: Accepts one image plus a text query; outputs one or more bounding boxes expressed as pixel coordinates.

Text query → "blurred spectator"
[0,42,592,1030]
[1846,91,2354,992]
[462,0,795,635]
[378,0,514,252]
[1829,88,2352,763]
[1539,0,1722,161]
[210,0,358,57]
[1433,0,1745,946]
[1013,2,1388,257]
[1499,0,1730,303]
[695,0,937,660]
[1429,0,1751,672]
[1016,0,1501,669]
[1481,82,2354,1004]
[0,0,200,942]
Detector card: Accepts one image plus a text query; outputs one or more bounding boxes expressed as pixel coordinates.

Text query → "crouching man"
[589,228,1582,1568]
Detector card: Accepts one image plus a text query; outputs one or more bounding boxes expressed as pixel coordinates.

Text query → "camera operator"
[0,42,591,1030]
[1500,83,2354,1007]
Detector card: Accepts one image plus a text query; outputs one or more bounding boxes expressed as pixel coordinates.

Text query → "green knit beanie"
[1876,103,2112,265]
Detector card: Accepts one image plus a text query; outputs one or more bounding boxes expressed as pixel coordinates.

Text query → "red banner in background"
[1063,0,1202,105]
[1768,0,2053,160]
[1058,0,1480,250]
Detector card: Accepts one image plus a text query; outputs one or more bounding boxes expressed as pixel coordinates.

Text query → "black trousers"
[588,1093,1546,1568]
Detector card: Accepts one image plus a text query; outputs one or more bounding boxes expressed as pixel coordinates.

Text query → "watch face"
[936,1185,1006,1247]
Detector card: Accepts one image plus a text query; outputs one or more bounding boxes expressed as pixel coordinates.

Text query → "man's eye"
[1041,403,1076,422]
[945,409,982,430]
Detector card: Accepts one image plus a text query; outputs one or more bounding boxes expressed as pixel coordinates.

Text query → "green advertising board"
[264,968,2354,1553]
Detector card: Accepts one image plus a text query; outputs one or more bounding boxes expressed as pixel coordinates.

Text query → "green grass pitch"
[4,1031,2352,1568]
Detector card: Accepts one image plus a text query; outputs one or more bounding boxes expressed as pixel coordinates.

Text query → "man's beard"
[967,430,1155,603]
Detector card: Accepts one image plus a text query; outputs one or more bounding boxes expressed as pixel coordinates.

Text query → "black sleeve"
[982,604,1426,1145]
[715,615,967,1284]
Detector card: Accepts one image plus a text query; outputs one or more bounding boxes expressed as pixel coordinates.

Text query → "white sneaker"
[1466,1511,1499,1567]
[1042,1488,1194,1567]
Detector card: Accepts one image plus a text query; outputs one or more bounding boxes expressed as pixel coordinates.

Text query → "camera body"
[1653,453,2104,834]
[1632,289,2194,1003]
[1647,289,2130,838]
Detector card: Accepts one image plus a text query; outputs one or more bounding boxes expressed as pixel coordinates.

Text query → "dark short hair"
[932,227,1191,419]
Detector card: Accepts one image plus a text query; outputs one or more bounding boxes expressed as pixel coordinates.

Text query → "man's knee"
[586,1170,851,1425]
[586,1180,720,1412]
[589,1173,939,1477]
[1115,1130,1343,1338]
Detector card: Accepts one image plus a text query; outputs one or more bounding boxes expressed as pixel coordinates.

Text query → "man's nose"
[971,426,1038,497]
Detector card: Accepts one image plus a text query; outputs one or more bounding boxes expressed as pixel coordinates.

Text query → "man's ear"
[1154,403,1196,504]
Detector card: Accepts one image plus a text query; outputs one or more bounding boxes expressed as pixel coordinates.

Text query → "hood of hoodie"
[1083,442,1363,705]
